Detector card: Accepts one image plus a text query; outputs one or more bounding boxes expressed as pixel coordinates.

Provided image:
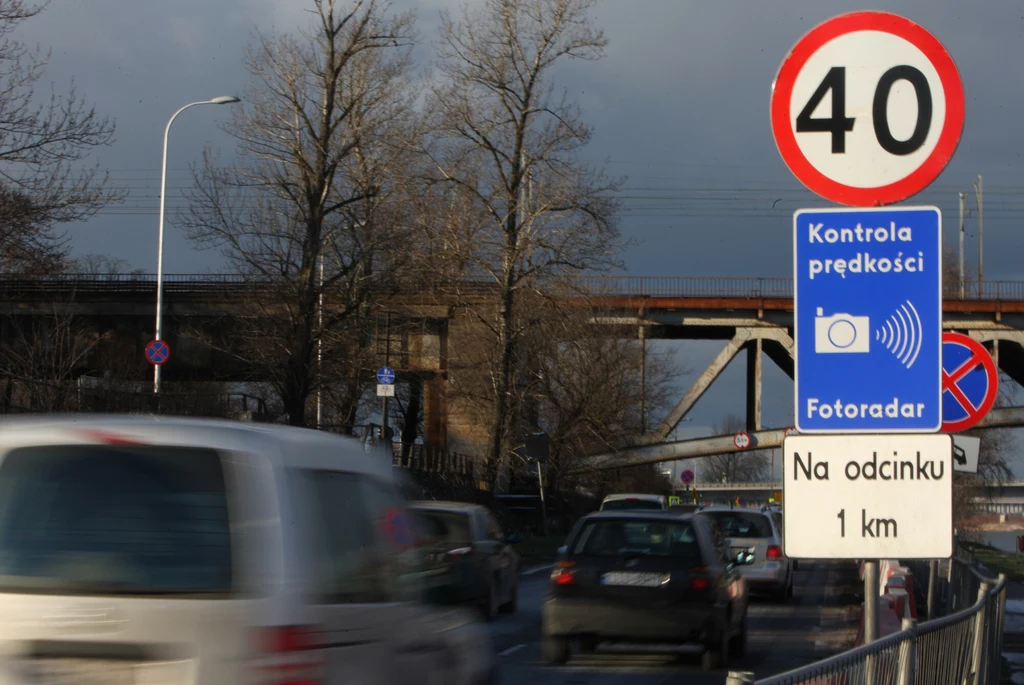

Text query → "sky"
[18,0,1024,477]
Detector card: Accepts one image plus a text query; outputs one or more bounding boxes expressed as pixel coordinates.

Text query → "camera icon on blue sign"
[814,308,870,354]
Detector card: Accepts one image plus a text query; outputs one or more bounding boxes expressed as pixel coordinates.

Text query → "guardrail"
[728,545,1007,685]
[0,273,1023,301]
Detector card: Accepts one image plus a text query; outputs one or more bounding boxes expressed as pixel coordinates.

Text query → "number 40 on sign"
[771,11,965,207]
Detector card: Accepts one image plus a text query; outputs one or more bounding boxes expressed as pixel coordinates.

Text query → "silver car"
[697,507,794,601]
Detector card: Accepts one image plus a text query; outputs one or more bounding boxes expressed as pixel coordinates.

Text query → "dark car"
[542,511,751,670]
[409,501,521,621]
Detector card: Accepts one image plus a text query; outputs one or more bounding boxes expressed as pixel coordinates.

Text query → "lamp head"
[210,96,241,105]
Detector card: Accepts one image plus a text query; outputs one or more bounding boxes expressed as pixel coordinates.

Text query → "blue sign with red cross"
[145,339,171,366]
[382,508,415,550]
[941,332,998,433]
[680,469,695,485]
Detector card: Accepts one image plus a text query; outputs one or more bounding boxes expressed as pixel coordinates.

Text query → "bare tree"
[523,305,681,493]
[698,413,771,483]
[0,302,106,412]
[0,0,121,274]
[425,0,622,485]
[183,0,419,426]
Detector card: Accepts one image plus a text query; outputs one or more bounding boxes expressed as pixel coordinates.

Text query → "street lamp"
[153,96,240,394]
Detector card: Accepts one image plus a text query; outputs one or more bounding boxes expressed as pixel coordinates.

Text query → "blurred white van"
[0,415,494,685]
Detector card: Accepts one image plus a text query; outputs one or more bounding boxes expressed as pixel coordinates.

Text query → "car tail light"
[766,545,783,560]
[690,577,710,591]
[252,625,323,685]
[551,561,576,586]
[446,546,474,557]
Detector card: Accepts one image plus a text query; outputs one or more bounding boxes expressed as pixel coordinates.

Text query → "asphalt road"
[484,560,862,685]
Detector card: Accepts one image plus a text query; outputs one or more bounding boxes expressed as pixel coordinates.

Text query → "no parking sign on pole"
[941,332,998,433]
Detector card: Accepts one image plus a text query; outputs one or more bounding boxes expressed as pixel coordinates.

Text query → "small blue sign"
[680,469,695,485]
[794,206,942,433]
[145,339,171,366]
[376,366,395,385]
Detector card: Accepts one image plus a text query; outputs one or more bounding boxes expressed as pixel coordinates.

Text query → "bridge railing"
[1,273,1024,301]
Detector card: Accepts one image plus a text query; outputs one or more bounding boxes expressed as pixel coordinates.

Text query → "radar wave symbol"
[873,300,923,369]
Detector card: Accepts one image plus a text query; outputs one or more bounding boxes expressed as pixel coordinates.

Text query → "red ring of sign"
[771,11,965,206]
[145,339,171,366]
[941,332,998,433]
[680,469,695,484]
[733,432,751,450]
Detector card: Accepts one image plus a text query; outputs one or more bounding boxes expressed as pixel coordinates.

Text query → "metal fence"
[728,552,1008,685]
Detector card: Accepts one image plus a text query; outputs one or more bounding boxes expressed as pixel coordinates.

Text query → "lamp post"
[153,96,240,394]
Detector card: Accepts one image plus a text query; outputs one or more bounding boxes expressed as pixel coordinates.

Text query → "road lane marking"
[498,644,526,657]
[521,563,554,576]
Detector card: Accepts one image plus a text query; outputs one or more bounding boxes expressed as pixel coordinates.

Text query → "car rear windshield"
[699,511,774,538]
[0,444,232,596]
[413,510,471,545]
[601,499,663,511]
[571,519,702,560]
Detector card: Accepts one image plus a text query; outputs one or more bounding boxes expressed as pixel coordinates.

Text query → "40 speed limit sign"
[771,12,964,206]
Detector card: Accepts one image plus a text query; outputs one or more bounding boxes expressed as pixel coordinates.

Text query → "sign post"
[773,11,964,647]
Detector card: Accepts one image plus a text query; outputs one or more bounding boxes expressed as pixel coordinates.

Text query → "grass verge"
[962,541,1024,581]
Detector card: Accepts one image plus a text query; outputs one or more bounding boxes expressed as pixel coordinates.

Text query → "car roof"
[601,493,665,501]
[0,414,392,480]
[408,500,481,512]
[582,510,697,522]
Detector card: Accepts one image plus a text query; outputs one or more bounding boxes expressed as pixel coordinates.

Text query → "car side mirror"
[506,533,521,545]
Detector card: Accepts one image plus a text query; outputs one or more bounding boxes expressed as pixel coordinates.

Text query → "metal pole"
[958,192,966,299]
[381,311,391,442]
[897,617,916,685]
[725,673,755,685]
[926,560,937,619]
[638,318,646,432]
[864,561,879,643]
[316,254,324,429]
[537,460,549,538]
[971,582,991,684]
[153,97,238,394]
[975,174,983,297]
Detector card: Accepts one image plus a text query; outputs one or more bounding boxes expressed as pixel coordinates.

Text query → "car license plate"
[26,659,136,685]
[601,572,666,587]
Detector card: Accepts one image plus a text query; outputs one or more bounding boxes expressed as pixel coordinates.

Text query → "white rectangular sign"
[783,434,952,560]
[952,435,980,474]
[377,383,395,397]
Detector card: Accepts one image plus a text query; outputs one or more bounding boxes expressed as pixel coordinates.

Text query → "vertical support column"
[639,315,646,433]
[926,560,937,619]
[423,377,448,451]
[745,338,762,432]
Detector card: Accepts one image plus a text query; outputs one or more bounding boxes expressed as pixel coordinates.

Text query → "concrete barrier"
[853,593,906,646]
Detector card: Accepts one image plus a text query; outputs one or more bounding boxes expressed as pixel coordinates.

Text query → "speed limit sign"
[771,11,964,206]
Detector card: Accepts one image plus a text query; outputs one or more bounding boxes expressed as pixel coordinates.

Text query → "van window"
[0,445,232,595]
[302,471,389,603]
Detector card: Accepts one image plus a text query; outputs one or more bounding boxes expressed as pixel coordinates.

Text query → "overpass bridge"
[2,273,1024,462]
